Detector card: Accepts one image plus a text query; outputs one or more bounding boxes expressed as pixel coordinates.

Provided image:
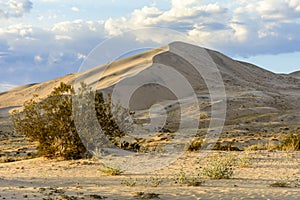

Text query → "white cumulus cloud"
[0,0,33,19]
[71,6,79,12]
[102,0,300,57]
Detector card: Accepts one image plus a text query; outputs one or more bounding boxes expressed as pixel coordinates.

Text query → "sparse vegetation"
[145,175,163,187]
[244,143,268,151]
[235,152,253,168]
[280,132,300,151]
[121,177,137,187]
[134,192,160,199]
[0,156,22,163]
[244,141,279,152]
[186,138,203,152]
[173,169,187,186]
[173,168,204,186]
[213,142,241,151]
[269,176,300,188]
[99,165,123,176]
[269,181,290,188]
[201,153,234,179]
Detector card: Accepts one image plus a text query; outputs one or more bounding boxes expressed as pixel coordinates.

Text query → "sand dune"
[1,41,299,146]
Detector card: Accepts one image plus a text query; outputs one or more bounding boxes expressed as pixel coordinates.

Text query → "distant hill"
[290,71,300,79]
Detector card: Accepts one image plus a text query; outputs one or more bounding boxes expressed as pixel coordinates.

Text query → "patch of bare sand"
[0,151,299,199]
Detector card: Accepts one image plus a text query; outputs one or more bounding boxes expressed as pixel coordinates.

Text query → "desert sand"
[0,151,299,199]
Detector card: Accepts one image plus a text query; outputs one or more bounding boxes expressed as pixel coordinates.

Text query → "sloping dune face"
[0,46,168,109]
[0,74,77,109]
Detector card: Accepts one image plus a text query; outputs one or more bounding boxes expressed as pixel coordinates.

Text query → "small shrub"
[235,153,253,168]
[293,178,300,188]
[134,192,160,199]
[269,181,290,188]
[187,138,203,152]
[99,165,123,176]
[186,178,205,187]
[86,194,107,199]
[270,176,300,188]
[213,142,241,151]
[145,175,163,187]
[280,132,300,151]
[201,153,234,179]
[173,169,204,186]
[121,177,137,187]
[173,169,188,186]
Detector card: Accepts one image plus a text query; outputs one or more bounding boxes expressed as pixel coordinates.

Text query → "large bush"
[73,83,137,153]
[12,82,88,159]
[12,82,128,159]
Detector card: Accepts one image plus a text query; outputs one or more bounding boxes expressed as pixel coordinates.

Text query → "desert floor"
[0,149,299,200]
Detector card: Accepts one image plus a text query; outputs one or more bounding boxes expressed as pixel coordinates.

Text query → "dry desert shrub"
[12,82,87,159]
[173,168,204,186]
[201,153,234,179]
[99,164,123,176]
[12,82,126,159]
[121,177,137,187]
[234,152,253,168]
[145,174,164,187]
[186,138,203,152]
[280,132,300,151]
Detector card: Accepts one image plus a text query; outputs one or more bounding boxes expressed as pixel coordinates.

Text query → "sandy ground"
[0,151,299,200]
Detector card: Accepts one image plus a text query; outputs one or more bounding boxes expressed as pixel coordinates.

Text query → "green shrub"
[121,177,137,186]
[186,138,203,152]
[173,169,188,186]
[145,175,163,187]
[201,153,234,179]
[73,82,133,153]
[12,82,87,159]
[173,169,204,186]
[99,165,123,176]
[12,82,126,159]
[280,132,300,151]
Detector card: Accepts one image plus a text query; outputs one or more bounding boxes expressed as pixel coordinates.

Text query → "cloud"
[0,83,16,92]
[34,55,43,62]
[71,6,79,12]
[0,0,33,19]
[103,0,300,57]
[0,20,107,85]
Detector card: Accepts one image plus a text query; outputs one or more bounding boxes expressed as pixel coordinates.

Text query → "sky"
[1,0,300,91]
